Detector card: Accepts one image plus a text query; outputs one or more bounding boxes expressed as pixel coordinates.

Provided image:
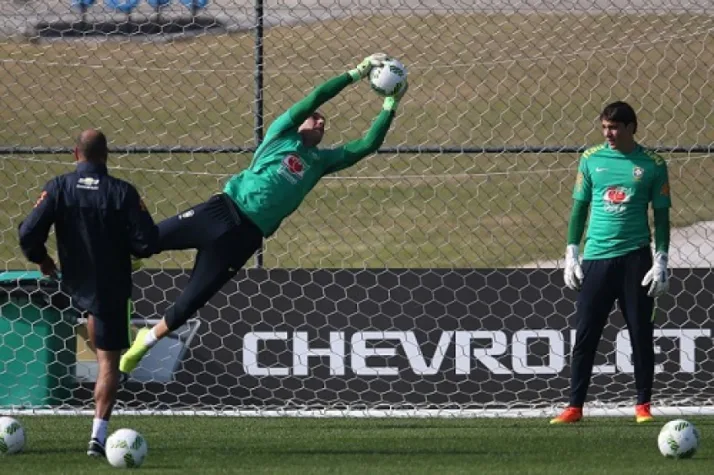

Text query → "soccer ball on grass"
[0,416,25,455]
[369,57,408,97]
[658,419,700,459]
[106,428,148,468]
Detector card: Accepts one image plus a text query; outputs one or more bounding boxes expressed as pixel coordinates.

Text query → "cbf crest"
[633,166,644,181]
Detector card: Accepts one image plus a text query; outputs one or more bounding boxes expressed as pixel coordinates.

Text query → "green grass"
[2,416,712,474]
[0,13,713,268]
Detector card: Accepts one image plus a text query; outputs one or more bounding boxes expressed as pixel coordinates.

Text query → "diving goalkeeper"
[120,54,407,374]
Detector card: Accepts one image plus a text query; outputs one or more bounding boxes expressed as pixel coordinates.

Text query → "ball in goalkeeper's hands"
[369,57,408,97]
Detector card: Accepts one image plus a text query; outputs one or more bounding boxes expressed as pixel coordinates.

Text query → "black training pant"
[569,246,655,407]
[157,194,263,331]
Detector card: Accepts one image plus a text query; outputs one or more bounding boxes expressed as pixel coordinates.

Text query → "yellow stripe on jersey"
[582,143,606,159]
[643,148,666,165]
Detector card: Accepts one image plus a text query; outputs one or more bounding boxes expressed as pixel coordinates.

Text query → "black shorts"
[85,300,132,351]
[158,193,254,251]
[157,194,264,331]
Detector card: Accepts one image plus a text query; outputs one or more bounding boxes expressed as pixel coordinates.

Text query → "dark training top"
[19,161,158,317]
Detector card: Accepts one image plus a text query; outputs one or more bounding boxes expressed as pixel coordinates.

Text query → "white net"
[0,0,713,416]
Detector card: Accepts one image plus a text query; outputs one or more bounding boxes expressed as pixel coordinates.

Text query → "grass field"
[2,416,712,474]
[0,13,712,268]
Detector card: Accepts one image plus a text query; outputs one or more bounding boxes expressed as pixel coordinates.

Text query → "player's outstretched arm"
[289,54,387,124]
[323,81,408,175]
[267,55,388,138]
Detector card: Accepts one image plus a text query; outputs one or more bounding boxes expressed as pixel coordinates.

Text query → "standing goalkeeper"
[120,54,407,374]
[551,101,671,424]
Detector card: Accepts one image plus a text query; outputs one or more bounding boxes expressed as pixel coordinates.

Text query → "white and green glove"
[383,79,408,112]
[348,53,388,82]
[642,251,669,297]
[563,244,584,291]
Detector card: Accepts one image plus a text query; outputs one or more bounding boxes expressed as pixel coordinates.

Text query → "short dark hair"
[76,130,108,162]
[599,101,637,134]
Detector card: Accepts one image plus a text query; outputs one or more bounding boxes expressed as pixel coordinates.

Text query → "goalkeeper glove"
[348,53,388,82]
[131,256,143,272]
[563,244,584,291]
[642,251,669,297]
[383,79,408,112]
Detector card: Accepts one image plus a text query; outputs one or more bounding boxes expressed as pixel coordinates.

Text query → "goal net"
[0,0,713,416]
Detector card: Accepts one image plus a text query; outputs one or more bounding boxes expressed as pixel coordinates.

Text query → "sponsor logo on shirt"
[603,186,632,213]
[278,154,308,184]
[77,176,100,190]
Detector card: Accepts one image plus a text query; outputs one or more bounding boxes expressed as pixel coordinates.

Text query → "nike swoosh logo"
[595,167,608,172]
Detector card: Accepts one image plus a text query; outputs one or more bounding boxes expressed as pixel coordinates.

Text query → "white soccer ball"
[369,57,408,97]
[106,428,148,468]
[0,416,25,455]
[658,419,700,459]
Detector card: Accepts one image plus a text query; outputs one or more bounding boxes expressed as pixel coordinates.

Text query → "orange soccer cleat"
[550,406,583,424]
[635,403,654,423]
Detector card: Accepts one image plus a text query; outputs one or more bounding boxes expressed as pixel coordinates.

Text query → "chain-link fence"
[1,0,714,416]
[1,0,713,270]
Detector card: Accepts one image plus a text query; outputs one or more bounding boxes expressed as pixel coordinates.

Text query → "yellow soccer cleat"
[119,328,151,374]
[550,406,583,424]
[635,403,654,423]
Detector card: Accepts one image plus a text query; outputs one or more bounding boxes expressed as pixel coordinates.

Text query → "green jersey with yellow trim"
[223,73,394,238]
[573,143,671,260]
[224,113,331,238]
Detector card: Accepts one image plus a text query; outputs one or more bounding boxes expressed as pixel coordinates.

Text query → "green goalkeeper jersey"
[224,73,395,237]
[573,143,671,260]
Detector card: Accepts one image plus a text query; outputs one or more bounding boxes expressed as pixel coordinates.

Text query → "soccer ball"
[658,419,700,459]
[369,57,408,97]
[106,428,148,468]
[0,416,25,455]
